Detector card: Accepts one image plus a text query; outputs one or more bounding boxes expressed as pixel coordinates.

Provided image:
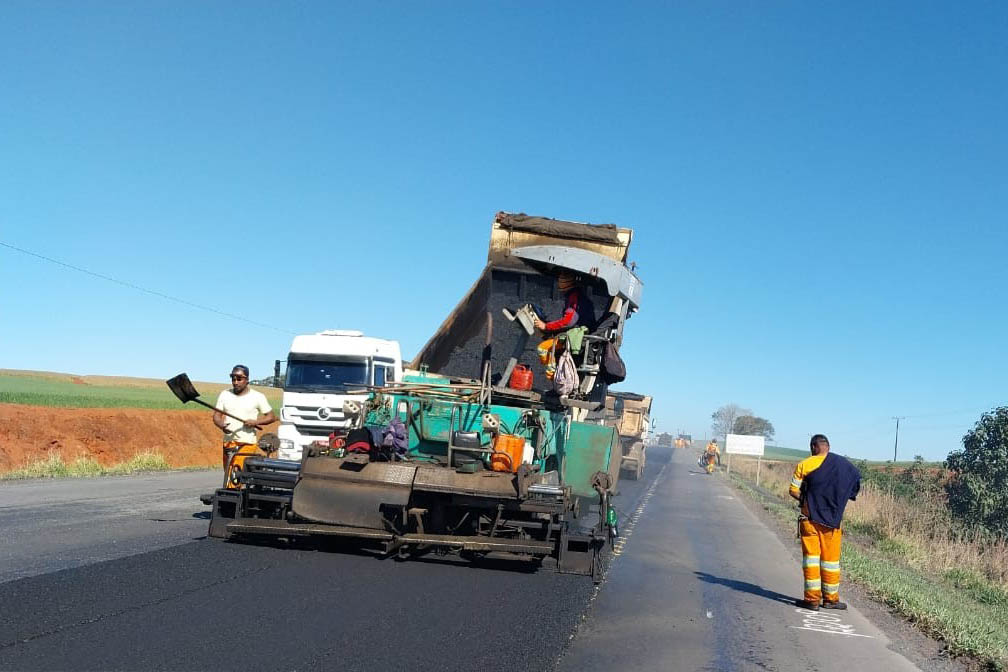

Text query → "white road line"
[555,460,672,668]
[790,626,874,638]
[610,461,668,560]
[791,608,874,639]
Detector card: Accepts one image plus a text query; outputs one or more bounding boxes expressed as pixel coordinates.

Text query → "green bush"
[946,407,1008,537]
[854,456,944,501]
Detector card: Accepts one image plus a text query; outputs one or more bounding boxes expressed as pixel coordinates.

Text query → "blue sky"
[1,2,1005,461]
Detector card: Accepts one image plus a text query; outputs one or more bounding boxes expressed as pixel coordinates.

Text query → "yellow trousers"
[800,519,842,604]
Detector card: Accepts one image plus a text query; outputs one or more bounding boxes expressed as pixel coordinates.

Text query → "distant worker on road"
[213,365,277,472]
[789,434,861,611]
[702,439,721,473]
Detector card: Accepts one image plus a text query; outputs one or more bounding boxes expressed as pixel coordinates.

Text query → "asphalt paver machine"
[202,212,644,580]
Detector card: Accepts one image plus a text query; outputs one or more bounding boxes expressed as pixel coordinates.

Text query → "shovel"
[166,372,249,425]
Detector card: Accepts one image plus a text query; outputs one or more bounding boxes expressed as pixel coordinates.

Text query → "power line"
[904,407,991,420]
[0,240,297,335]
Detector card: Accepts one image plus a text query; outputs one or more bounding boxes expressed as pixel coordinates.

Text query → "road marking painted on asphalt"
[790,608,874,638]
[609,461,668,560]
[555,460,672,667]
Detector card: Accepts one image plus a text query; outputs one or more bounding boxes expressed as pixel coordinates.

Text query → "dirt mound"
[0,404,224,472]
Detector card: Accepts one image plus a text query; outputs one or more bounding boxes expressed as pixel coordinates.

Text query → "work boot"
[795,599,820,611]
[821,601,847,610]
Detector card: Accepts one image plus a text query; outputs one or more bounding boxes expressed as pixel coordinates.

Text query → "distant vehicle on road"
[604,392,653,480]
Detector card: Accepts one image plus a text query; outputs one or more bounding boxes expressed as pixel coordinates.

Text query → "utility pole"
[892,416,905,462]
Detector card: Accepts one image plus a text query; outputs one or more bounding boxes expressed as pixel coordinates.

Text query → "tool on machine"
[501,304,540,336]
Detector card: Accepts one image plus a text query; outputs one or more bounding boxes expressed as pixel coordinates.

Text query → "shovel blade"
[166,373,200,403]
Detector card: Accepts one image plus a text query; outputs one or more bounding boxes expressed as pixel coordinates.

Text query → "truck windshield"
[285,358,369,392]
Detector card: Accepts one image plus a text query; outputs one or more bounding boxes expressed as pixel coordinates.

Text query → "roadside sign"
[726,433,765,456]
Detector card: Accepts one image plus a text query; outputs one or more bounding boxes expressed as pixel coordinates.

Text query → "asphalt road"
[558,448,942,672]
[0,449,949,671]
[0,455,662,672]
[0,470,222,584]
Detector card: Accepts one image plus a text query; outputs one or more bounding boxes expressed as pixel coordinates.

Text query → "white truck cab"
[277,330,402,461]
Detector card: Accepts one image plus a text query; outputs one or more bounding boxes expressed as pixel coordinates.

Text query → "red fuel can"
[508,365,533,391]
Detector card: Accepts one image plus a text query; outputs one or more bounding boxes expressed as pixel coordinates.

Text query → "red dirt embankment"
[0,404,222,472]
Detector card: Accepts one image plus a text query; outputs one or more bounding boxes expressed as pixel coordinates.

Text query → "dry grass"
[729,460,1008,667]
[730,456,1008,591]
[729,456,790,498]
[846,483,1008,589]
[1,451,175,480]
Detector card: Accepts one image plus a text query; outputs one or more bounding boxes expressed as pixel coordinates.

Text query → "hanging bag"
[553,348,580,396]
[602,342,626,384]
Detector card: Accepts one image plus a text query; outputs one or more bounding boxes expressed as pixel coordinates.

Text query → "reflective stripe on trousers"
[800,519,842,604]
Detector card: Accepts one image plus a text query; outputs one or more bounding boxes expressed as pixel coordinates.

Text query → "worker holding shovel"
[213,365,277,473]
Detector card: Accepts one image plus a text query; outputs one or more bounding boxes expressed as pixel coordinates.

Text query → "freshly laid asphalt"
[0,456,660,672]
[0,449,956,671]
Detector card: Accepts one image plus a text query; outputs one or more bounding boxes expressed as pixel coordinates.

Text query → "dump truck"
[201,211,643,580]
[657,432,674,448]
[604,392,653,480]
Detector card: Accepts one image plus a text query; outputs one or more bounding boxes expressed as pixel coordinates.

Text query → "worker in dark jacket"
[789,434,861,611]
[533,271,597,333]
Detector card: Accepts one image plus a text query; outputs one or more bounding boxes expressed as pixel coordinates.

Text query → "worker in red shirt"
[533,271,597,333]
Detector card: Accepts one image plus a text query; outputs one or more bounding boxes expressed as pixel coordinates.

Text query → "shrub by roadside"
[1,451,184,480]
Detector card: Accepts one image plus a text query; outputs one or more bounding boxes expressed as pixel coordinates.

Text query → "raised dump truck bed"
[412,211,640,387]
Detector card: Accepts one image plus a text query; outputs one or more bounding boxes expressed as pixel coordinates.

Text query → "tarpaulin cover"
[494,212,621,245]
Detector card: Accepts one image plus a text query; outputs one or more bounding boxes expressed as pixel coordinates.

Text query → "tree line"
[711,403,775,441]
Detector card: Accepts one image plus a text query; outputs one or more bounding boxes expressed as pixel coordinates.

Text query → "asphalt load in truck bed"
[0,450,670,671]
[435,268,608,390]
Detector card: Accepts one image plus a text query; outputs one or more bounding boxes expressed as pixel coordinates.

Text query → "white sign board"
[726,433,765,456]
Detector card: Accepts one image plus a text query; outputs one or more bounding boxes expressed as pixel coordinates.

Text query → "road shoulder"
[726,471,971,672]
[557,449,941,672]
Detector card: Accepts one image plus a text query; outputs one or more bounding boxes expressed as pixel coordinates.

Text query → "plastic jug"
[491,434,526,473]
[509,365,533,391]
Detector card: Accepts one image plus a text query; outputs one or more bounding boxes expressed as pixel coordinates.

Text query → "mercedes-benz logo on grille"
[317,407,331,420]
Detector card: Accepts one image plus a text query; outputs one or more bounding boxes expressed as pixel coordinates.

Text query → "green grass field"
[762,445,808,461]
[0,370,282,410]
[746,445,937,468]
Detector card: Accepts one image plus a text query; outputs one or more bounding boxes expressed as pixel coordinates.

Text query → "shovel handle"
[192,398,248,424]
